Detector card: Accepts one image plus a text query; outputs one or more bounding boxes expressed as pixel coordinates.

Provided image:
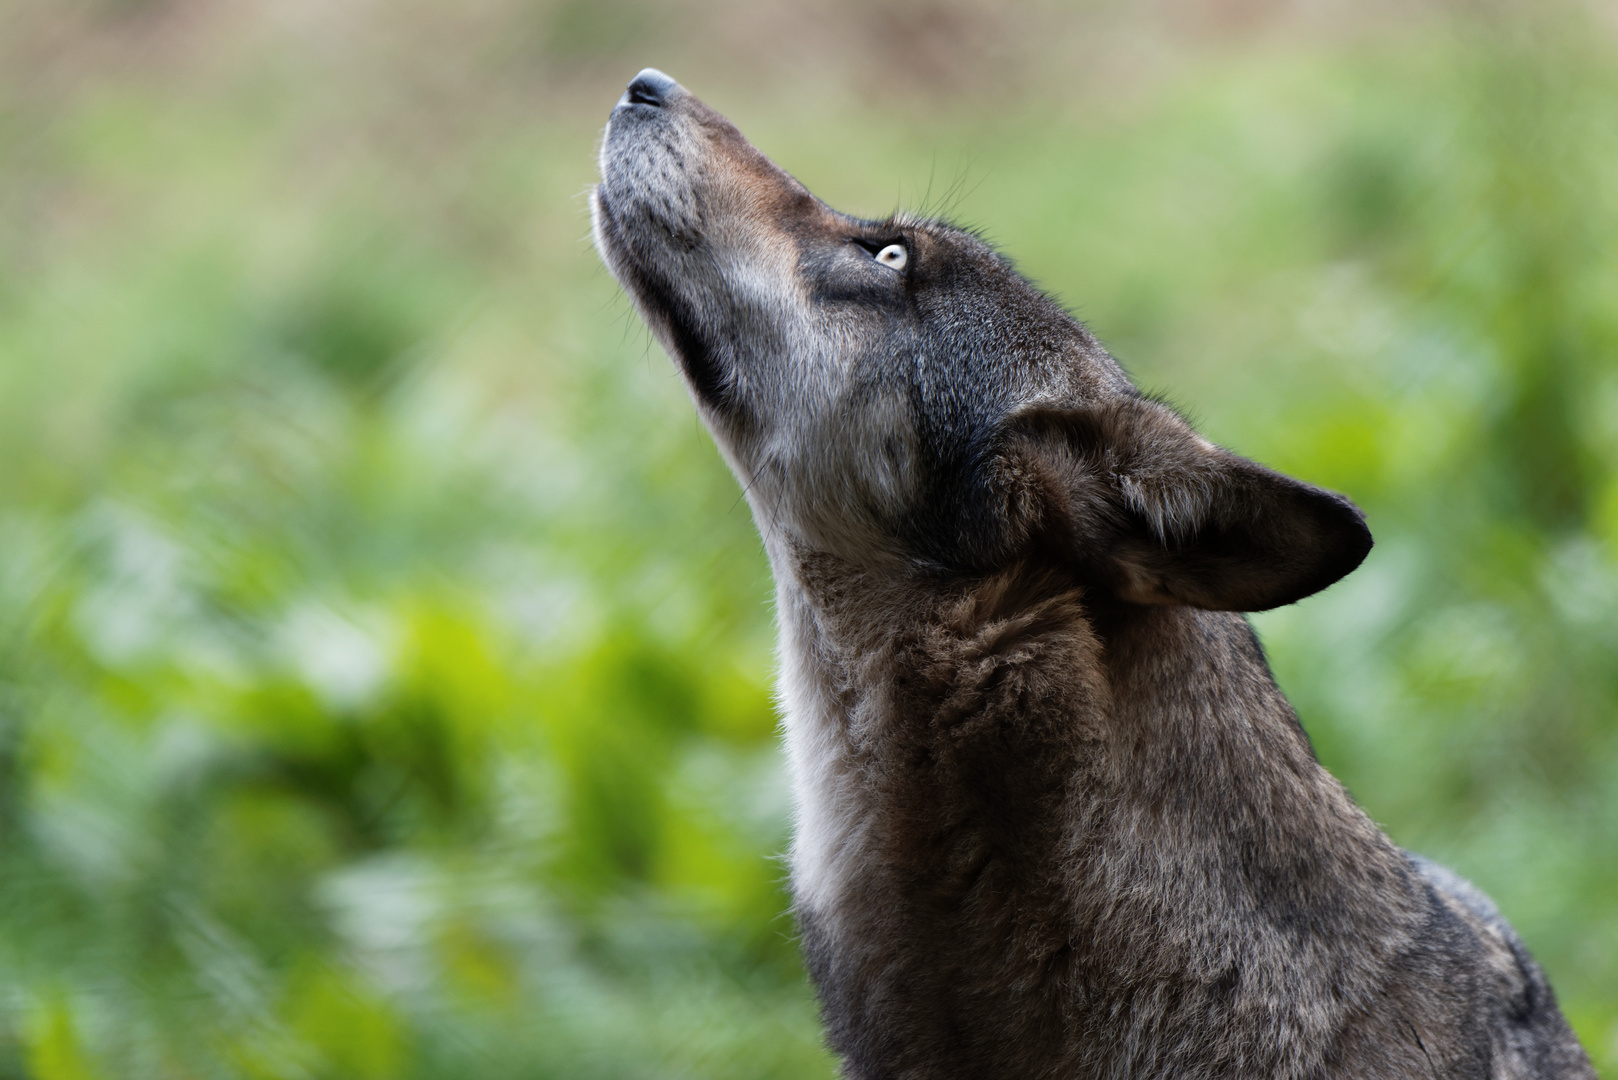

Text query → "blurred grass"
[0,1,1615,1076]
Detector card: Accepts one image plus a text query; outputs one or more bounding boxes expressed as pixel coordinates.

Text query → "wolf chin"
[590,68,1595,1080]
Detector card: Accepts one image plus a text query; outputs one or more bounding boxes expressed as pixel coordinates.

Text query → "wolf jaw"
[591,68,1594,1080]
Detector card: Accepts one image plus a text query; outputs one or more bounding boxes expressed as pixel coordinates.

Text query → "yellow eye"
[875,243,907,271]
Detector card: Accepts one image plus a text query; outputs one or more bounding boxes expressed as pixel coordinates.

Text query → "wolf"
[590,68,1596,1079]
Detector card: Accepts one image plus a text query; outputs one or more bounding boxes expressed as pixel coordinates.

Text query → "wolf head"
[592,69,1370,611]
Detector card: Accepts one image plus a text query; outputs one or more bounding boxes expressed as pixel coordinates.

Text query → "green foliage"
[0,2,1613,1075]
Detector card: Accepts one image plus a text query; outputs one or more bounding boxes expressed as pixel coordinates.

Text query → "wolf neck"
[771,547,1421,1064]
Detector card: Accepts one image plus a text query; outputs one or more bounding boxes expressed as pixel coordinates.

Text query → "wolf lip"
[590,184,728,411]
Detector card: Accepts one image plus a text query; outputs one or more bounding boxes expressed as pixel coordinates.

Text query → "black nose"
[623,68,677,108]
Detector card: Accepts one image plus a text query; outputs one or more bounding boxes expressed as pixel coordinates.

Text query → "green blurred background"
[1,0,1615,1075]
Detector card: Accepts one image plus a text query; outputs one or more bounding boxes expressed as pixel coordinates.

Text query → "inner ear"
[1000,400,1373,612]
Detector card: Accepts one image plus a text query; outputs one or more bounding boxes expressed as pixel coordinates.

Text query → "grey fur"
[590,69,1596,1079]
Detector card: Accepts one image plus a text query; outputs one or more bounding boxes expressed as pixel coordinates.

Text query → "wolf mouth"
[592,185,731,410]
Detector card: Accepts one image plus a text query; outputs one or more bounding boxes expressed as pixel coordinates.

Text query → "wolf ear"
[995,399,1372,611]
